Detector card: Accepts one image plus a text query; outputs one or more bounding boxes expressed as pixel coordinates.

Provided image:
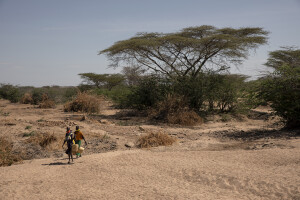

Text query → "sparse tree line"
[1,26,299,128]
[0,85,77,108]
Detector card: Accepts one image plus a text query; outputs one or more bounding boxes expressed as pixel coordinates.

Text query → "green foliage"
[239,79,269,111]
[0,84,20,103]
[79,73,109,88]
[125,76,170,110]
[220,113,231,122]
[106,74,125,90]
[39,86,76,103]
[93,85,132,108]
[78,84,95,92]
[122,66,146,86]
[31,88,44,105]
[171,73,247,113]
[23,131,35,137]
[18,86,77,104]
[213,74,248,112]
[77,72,132,107]
[79,73,125,90]
[120,72,248,116]
[201,72,221,110]
[63,87,78,102]
[98,25,268,120]
[37,118,44,122]
[100,25,268,79]
[265,47,300,70]
[259,47,300,128]
[172,75,205,111]
[260,64,300,128]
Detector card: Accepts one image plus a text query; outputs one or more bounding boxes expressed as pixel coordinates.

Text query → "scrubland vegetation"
[0,84,77,106]
[0,132,58,166]
[63,92,102,113]
[0,26,299,130]
[1,47,299,129]
[0,136,22,166]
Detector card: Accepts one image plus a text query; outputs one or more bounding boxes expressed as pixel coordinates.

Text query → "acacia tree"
[79,73,125,90]
[259,47,300,128]
[79,73,108,88]
[121,65,146,86]
[105,74,125,90]
[99,25,268,79]
[265,47,300,70]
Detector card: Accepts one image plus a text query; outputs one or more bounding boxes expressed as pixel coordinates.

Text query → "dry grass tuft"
[0,137,23,166]
[64,92,101,113]
[39,133,57,148]
[26,132,57,148]
[136,132,176,148]
[149,94,203,126]
[20,93,34,104]
[166,110,203,125]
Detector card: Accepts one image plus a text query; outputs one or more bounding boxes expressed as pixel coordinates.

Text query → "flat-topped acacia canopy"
[99,25,268,79]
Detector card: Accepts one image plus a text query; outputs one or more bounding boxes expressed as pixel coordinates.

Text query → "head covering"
[76,126,79,130]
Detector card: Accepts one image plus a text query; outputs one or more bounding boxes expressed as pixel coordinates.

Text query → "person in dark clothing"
[62,127,75,164]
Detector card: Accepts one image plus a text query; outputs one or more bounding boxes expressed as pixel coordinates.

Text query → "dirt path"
[1,147,299,200]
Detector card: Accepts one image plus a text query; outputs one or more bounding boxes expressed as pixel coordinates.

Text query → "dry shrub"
[137,132,176,148]
[149,94,202,126]
[39,133,57,148]
[26,132,57,148]
[166,110,203,125]
[64,92,101,113]
[39,93,55,108]
[0,137,22,166]
[1,133,58,166]
[20,93,33,104]
[115,109,145,119]
[39,100,55,108]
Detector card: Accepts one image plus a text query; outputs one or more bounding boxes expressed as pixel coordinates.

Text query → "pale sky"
[0,0,300,86]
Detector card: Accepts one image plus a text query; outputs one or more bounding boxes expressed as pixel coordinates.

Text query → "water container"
[72,144,79,153]
[77,147,84,153]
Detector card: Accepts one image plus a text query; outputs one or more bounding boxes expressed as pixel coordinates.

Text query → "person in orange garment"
[74,126,87,158]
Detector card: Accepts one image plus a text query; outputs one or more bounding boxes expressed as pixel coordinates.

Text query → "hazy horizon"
[1,0,300,87]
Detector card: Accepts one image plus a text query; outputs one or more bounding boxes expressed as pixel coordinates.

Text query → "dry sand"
[0,100,299,199]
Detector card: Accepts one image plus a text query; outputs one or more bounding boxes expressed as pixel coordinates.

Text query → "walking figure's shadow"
[42,159,74,166]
